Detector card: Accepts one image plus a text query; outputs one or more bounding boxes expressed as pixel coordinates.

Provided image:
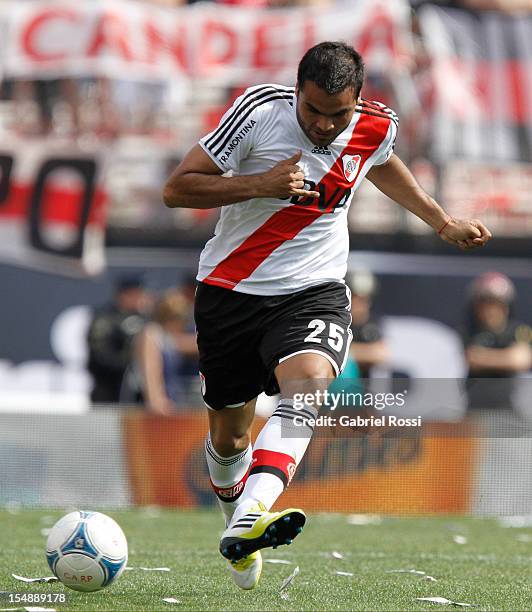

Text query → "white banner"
[0,138,108,276]
[0,0,412,81]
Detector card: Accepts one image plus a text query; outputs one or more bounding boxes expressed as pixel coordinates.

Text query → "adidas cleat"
[220,503,306,562]
[227,550,262,590]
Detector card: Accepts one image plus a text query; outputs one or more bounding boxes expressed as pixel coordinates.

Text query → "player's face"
[295,80,358,146]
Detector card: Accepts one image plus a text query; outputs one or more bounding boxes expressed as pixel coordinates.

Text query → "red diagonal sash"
[204,111,391,289]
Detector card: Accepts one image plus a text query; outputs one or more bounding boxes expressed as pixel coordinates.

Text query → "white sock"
[205,433,252,526]
[236,399,317,515]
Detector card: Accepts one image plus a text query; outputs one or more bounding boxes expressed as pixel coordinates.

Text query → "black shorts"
[194,281,352,410]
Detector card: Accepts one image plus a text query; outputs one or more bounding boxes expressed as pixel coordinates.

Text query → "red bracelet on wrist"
[438,217,451,235]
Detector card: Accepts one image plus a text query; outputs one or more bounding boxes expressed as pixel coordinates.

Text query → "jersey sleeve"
[199,87,264,174]
[370,102,399,166]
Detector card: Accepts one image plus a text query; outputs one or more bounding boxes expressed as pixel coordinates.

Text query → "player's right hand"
[263,150,320,199]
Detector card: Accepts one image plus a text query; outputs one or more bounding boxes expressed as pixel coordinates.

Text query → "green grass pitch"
[1,509,531,611]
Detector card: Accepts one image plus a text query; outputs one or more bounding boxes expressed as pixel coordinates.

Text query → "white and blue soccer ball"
[45,511,128,592]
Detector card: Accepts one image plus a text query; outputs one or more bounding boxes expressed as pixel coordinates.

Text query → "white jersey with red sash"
[197,84,398,296]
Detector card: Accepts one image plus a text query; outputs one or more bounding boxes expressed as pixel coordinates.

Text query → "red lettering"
[145,20,187,70]
[252,17,287,69]
[22,8,78,61]
[88,12,133,60]
[199,20,237,73]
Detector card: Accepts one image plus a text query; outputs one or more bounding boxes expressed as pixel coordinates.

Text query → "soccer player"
[163,42,491,589]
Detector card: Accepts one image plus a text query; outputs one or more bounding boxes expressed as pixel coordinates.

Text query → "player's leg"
[194,282,267,588]
[205,398,256,527]
[195,282,263,525]
[219,282,351,562]
[219,354,334,561]
[204,399,264,589]
[242,353,333,510]
[205,398,263,590]
[198,376,263,589]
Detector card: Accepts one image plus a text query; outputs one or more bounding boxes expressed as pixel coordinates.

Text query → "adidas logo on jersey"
[311,145,331,155]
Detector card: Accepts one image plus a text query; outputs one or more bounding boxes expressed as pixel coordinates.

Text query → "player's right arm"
[163,146,318,209]
[164,85,318,209]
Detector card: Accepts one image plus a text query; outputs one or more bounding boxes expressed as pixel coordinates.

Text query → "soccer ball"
[45,511,128,592]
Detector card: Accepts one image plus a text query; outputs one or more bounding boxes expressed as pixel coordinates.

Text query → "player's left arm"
[365,153,492,250]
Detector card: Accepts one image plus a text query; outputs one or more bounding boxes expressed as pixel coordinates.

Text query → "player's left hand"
[438,217,492,250]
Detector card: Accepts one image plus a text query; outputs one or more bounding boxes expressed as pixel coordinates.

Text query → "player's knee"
[210,430,250,458]
[299,363,334,380]
[276,352,335,383]
[278,362,334,385]
[276,357,335,399]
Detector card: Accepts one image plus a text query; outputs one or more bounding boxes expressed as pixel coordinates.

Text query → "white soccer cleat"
[219,502,306,562]
[227,550,262,590]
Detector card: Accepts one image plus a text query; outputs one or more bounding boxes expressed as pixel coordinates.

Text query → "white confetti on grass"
[331,551,344,559]
[11,574,58,583]
[162,598,181,604]
[346,514,382,526]
[40,528,51,537]
[334,571,354,577]
[142,506,162,519]
[387,569,427,575]
[125,567,171,572]
[516,534,532,543]
[279,565,300,595]
[264,559,292,565]
[452,535,467,545]
[387,569,437,581]
[416,596,477,607]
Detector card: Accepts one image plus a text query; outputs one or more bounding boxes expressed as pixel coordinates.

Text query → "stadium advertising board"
[123,412,477,514]
[1,408,530,516]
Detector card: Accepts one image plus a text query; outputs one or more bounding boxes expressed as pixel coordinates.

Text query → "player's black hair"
[297,41,365,96]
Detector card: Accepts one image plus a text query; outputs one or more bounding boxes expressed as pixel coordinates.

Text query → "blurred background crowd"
[84,268,532,416]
